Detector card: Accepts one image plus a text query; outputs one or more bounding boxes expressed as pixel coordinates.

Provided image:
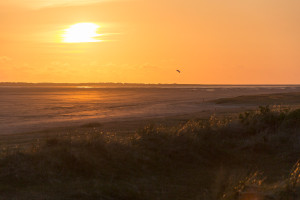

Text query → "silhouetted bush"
[238,105,300,134]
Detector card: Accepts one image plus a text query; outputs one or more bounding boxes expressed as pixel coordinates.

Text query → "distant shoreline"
[1,82,300,88]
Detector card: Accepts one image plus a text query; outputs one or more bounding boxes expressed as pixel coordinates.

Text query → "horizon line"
[1,82,300,86]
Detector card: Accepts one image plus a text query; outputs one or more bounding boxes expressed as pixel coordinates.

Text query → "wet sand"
[1,85,300,135]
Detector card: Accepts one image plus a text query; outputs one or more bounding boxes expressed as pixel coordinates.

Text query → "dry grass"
[0,106,299,199]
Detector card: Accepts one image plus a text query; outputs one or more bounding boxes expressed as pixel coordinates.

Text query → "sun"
[62,23,102,43]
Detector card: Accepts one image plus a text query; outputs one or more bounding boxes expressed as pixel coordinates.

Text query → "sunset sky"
[0,0,299,84]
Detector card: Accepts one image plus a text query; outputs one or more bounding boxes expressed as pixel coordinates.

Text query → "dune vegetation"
[0,105,299,199]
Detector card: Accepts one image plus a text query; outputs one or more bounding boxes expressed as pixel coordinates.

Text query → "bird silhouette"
[176,70,181,73]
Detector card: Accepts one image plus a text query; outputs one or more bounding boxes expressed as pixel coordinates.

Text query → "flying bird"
[176,70,181,73]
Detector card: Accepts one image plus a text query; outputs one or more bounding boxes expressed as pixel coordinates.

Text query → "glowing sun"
[63,23,101,43]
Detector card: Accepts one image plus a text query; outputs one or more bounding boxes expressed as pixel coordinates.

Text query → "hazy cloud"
[140,63,159,70]
[51,61,70,67]
[0,56,12,63]
[1,0,128,9]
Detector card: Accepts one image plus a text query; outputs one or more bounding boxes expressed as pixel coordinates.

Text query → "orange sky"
[0,0,299,84]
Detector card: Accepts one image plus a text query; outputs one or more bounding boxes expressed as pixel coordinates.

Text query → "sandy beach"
[1,85,300,147]
[1,85,300,135]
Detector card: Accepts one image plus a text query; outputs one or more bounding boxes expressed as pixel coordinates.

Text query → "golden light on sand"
[62,23,102,43]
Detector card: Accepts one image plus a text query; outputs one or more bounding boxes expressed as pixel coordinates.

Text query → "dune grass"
[0,106,299,199]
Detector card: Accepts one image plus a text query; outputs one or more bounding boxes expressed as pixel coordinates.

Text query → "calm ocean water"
[1,85,300,134]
